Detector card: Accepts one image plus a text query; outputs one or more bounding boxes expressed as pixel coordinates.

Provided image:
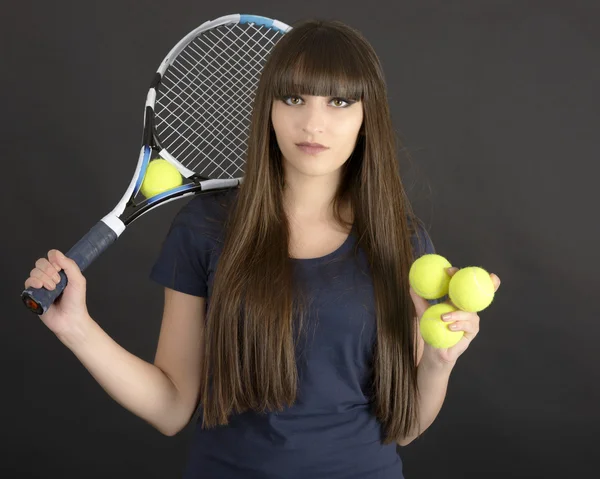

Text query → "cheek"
[271,106,292,139]
[270,106,280,132]
[335,114,363,144]
[352,110,364,134]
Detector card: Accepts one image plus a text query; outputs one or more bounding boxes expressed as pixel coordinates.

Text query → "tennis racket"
[22,13,291,314]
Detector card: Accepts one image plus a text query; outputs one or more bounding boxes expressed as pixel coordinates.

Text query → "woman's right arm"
[60,290,205,436]
[26,250,206,437]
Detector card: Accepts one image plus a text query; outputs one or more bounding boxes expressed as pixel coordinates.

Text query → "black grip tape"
[21,220,119,314]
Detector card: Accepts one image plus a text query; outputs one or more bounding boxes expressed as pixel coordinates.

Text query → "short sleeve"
[410,217,436,258]
[410,218,447,305]
[149,204,213,297]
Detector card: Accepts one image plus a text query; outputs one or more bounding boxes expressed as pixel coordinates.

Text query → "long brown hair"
[199,18,428,445]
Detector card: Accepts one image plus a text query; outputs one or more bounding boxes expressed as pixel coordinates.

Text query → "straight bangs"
[270,28,368,101]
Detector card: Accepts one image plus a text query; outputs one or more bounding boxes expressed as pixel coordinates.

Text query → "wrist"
[420,344,457,373]
[56,314,96,350]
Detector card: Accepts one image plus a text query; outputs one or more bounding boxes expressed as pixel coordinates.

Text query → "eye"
[283,95,303,106]
[281,95,355,107]
[331,98,350,108]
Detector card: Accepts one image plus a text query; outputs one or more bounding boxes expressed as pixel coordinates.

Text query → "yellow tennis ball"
[140,159,183,198]
[448,266,495,313]
[409,254,453,299]
[420,303,463,349]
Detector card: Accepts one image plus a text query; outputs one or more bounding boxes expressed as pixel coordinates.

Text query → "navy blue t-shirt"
[150,188,437,479]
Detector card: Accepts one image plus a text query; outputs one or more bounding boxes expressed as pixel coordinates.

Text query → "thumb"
[409,285,430,319]
[53,250,85,287]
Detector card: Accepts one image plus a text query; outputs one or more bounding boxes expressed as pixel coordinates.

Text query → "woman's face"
[271,94,363,179]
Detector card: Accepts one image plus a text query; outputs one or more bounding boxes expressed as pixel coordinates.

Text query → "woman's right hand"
[24,249,90,338]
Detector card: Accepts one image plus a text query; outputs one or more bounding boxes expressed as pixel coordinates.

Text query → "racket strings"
[163,57,250,176]
[166,24,276,174]
[170,26,275,164]
[154,23,283,179]
[157,30,265,178]
[165,49,253,171]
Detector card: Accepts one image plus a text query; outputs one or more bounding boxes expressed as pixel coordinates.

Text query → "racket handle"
[21,220,119,314]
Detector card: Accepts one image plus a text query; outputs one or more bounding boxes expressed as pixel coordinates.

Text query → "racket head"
[116,14,291,225]
[152,15,290,177]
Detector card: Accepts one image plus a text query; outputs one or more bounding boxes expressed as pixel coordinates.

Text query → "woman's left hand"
[409,267,501,366]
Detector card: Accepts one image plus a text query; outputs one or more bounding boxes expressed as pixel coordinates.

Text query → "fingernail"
[441,313,452,321]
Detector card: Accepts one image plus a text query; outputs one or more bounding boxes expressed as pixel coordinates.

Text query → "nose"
[301,103,325,134]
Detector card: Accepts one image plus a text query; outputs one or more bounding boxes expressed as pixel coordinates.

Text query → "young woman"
[25,18,500,479]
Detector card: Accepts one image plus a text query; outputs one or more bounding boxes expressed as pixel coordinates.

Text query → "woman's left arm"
[396,346,455,446]
[397,268,501,446]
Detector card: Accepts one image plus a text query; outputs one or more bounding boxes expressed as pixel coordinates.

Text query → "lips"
[296,142,327,148]
[296,142,329,155]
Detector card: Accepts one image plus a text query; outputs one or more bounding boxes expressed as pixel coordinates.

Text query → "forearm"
[57,316,188,436]
[397,348,454,446]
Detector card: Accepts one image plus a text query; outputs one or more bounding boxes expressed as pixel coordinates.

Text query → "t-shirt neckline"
[289,223,355,265]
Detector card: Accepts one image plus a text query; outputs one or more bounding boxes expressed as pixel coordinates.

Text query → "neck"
[282,176,352,225]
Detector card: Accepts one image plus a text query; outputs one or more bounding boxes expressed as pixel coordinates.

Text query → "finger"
[441,310,480,323]
[446,319,479,335]
[34,257,52,270]
[29,268,57,290]
[490,273,501,292]
[54,250,84,284]
[44,258,62,283]
[446,267,459,276]
[35,256,61,282]
[24,277,45,290]
[48,250,65,272]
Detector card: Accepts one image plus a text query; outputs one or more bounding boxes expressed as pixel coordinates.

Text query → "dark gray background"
[3,0,598,477]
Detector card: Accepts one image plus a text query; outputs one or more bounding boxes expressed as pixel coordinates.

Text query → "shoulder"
[172,187,239,230]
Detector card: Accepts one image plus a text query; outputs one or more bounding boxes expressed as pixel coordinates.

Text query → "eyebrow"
[285,94,356,100]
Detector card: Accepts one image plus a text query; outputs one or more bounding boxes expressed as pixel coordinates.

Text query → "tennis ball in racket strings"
[448,266,495,313]
[409,254,453,299]
[420,303,463,349]
[140,159,183,198]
